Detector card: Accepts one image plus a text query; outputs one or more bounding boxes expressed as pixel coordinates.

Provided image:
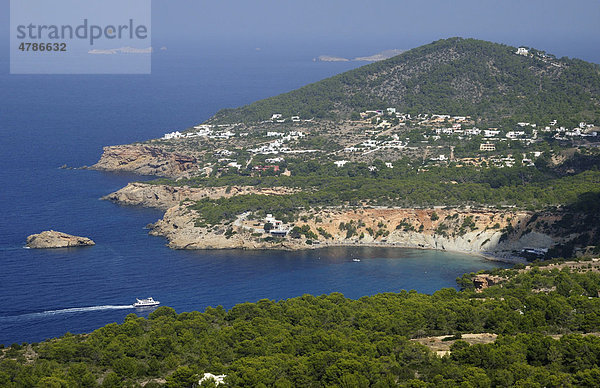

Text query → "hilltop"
[209,37,600,125]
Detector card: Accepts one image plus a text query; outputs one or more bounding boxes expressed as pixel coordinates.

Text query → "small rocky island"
[26,230,95,249]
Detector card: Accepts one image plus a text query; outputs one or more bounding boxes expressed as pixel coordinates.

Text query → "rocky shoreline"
[102,182,558,263]
[92,144,199,178]
[102,182,298,210]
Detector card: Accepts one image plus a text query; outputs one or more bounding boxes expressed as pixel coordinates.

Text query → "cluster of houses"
[162,124,239,140]
[550,122,598,140]
[429,119,597,151]
[247,130,317,155]
[343,135,407,155]
[333,160,394,169]
[159,109,597,176]
[268,114,314,123]
[359,110,471,125]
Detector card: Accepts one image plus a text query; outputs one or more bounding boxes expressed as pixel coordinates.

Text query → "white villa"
[516,47,529,56]
[163,131,183,139]
[484,129,501,137]
[506,131,525,139]
[199,373,226,386]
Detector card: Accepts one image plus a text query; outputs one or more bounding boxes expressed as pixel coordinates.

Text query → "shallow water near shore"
[0,45,509,345]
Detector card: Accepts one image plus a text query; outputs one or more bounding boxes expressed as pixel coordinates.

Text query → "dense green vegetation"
[2,266,600,387]
[184,167,600,225]
[209,38,600,125]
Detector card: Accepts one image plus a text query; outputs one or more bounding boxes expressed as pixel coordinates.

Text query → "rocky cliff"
[101,182,561,260]
[147,201,556,261]
[92,144,198,178]
[26,231,95,249]
[102,183,298,210]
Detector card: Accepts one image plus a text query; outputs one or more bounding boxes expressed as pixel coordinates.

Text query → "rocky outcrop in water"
[26,231,95,249]
[92,144,198,178]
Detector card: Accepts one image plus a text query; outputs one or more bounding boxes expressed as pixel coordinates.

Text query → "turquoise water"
[0,45,508,345]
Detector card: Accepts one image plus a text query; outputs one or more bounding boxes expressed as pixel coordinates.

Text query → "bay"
[0,43,508,345]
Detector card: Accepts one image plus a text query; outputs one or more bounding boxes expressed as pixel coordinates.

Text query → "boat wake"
[0,305,134,322]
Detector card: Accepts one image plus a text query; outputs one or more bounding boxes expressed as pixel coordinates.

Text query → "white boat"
[133,297,160,307]
[352,258,361,262]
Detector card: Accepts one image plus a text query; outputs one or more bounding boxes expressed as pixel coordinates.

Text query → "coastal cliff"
[26,231,95,249]
[92,144,198,178]
[101,182,568,260]
[148,202,554,260]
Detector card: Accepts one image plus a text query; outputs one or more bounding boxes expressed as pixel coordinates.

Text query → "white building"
[265,214,285,233]
[271,114,282,120]
[430,154,447,161]
[210,131,235,139]
[291,116,300,122]
[484,129,501,137]
[506,131,525,139]
[361,139,379,147]
[383,140,405,149]
[334,160,349,167]
[199,373,226,386]
[516,47,529,56]
[163,131,183,139]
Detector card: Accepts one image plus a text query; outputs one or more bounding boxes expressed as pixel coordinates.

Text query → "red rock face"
[92,145,198,178]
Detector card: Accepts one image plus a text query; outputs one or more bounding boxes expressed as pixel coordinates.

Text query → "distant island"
[314,48,405,62]
[92,38,600,262]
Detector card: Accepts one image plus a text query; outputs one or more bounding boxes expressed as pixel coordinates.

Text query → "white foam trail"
[0,305,134,322]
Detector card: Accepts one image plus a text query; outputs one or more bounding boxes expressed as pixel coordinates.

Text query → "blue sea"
[0,43,509,346]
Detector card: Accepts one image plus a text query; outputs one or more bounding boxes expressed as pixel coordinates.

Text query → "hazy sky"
[149,0,600,61]
[2,0,600,62]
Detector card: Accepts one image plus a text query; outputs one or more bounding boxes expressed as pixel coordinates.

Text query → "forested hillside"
[1,265,600,387]
[209,38,600,125]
